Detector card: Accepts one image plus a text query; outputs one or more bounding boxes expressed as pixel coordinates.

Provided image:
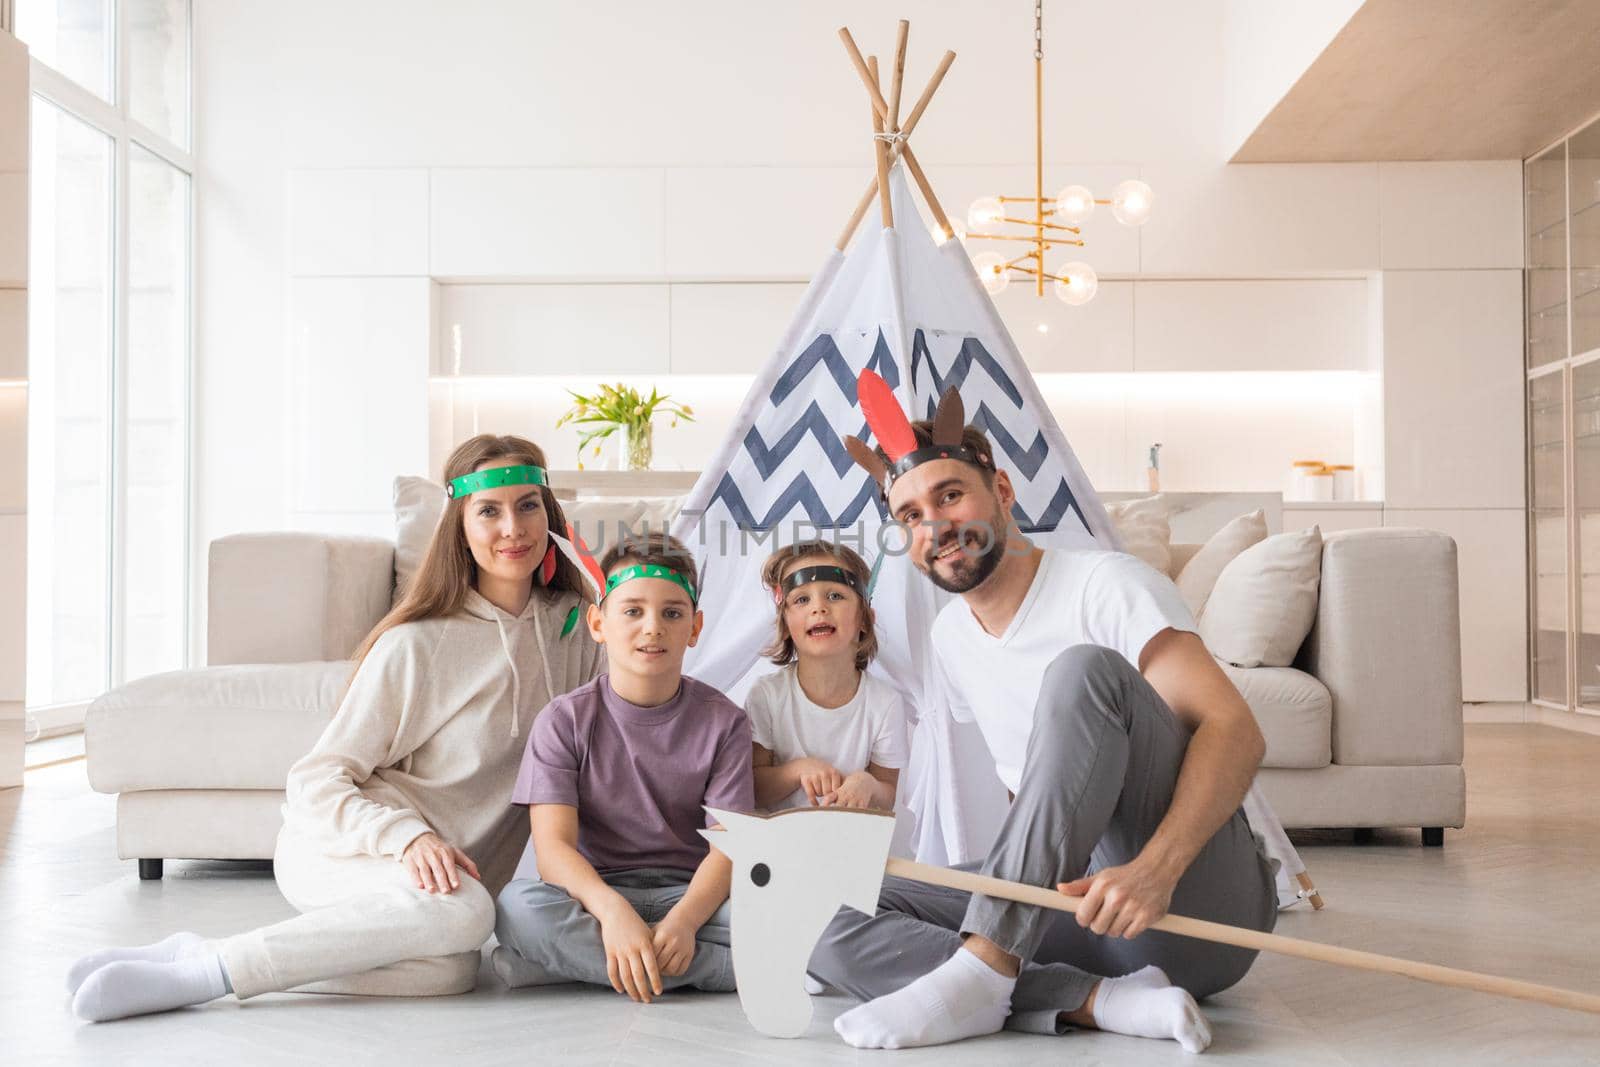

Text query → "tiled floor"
[3,725,1599,1065]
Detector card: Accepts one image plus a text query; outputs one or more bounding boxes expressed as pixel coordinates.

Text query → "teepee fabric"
[673,167,1310,906]
[673,168,1114,864]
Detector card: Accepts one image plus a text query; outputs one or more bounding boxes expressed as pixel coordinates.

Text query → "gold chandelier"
[962,1,1153,303]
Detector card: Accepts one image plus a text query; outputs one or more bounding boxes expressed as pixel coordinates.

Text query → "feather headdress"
[842,369,993,498]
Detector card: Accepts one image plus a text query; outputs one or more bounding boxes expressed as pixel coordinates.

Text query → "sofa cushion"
[1222,664,1332,769]
[1104,494,1173,575]
[393,475,446,601]
[1175,509,1268,617]
[564,495,686,560]
[1199,526,1323,668]
[86,662,349,794]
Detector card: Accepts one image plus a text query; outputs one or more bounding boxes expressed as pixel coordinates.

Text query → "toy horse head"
[701,807,897,1038]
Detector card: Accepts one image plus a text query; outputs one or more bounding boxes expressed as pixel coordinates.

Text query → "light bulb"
[1053,184,1094,224]
[1054,261,1098,305]
[1111,179,1153,226]
[971,251,1010,294]
[967,196,1004,231]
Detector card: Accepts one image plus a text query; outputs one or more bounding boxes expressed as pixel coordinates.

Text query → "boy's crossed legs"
[495,868,735,994]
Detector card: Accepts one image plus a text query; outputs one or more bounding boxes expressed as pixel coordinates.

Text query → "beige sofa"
[87,523,1464,879]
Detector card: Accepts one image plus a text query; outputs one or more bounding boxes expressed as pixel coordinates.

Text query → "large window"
[18,0,191,719]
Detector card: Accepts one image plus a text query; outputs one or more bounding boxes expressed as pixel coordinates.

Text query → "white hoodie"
[281,587,603,894]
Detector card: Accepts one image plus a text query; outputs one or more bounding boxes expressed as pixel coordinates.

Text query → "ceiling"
[1233,0,1600,162]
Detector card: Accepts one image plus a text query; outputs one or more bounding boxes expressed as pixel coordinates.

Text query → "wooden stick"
[900,150,955,241]
[834,48,956,250]
[1296,871,1326,910]
[888,20,908,132]
[896,50,955,147]
[837,29,958,248]
[867,56,893,229]
[886,858,1600,1016]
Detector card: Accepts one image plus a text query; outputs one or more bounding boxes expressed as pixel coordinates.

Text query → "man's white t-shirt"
[744,666,910,811]
[932,548,1197,795]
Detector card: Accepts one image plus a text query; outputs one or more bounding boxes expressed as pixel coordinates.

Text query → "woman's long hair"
[350,434,589,670]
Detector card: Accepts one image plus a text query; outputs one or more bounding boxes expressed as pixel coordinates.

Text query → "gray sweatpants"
[495,867,736,993]
[809,644,1278,1035]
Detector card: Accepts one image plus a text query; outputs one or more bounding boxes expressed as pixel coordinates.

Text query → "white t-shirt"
[744,665,910,812]
[932,548,1197,795]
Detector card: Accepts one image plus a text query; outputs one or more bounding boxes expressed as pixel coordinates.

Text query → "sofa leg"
[138,859,164,880]
[1352,828,1374,845]
[1421,827,1444,848]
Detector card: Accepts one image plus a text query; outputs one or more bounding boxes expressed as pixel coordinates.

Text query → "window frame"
[20,1,194,727]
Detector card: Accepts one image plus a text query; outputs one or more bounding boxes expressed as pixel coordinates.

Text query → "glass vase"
[624,420,654,470]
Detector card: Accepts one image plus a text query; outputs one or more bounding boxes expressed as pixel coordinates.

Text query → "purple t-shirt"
[512,674,755,874]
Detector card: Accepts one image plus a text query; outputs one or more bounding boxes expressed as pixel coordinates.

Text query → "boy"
[494,532,754,1002]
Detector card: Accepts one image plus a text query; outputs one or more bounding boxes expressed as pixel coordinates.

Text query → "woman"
[68,434,605,1020]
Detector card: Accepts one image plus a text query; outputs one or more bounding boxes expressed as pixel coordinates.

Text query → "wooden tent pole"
[897,50,955,146]
[834,48,955,251]
[838,27,955,245]
[888,20,908,132]
[868,56,894,229]
[900,152,953,239]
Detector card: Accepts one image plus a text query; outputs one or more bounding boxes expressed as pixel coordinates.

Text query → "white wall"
[193,1,1527,700]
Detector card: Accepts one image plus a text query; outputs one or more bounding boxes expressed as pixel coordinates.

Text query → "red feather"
[567,523,606,591]
[856,369,917,462]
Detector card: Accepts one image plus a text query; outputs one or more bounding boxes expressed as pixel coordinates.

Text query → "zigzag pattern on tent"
[770,330,901,404]
[909,329,1091,534]
[702,325,1092,534]
[702,471,881,531]
[703,329,892,531]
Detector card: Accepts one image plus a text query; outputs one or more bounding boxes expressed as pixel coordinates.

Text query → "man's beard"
[923,509,1009,594]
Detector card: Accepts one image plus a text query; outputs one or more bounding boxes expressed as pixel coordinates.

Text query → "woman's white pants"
[214,829,494,999]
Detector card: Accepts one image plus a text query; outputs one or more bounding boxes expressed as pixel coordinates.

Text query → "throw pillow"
[1104,494,1173,575]
[1198,526,1324,668]
[393,475,446,601]
[1175,509,1269,617]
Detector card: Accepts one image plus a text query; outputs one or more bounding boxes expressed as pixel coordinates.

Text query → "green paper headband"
[446,464,547,499]
[602,563,699,606]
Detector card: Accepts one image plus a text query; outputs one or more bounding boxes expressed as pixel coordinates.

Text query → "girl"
[746,540,907,811]
[68,434,604,1021]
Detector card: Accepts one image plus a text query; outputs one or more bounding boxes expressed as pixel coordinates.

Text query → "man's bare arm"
[1059,627,1265,939]
[1137,627,1265,882]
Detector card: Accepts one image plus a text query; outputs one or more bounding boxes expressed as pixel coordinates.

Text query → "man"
[813,373,1277,1052]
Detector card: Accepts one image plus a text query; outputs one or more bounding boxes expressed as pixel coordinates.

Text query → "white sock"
[834,947,1014,1049]
[490,946,566,989]
[803,975,829,996]
[65,932,206,995]
[72,954,229,1022]
[1090,965,1212,1054]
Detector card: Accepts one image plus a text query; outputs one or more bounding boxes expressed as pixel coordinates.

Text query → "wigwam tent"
[669,23,1315,906]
